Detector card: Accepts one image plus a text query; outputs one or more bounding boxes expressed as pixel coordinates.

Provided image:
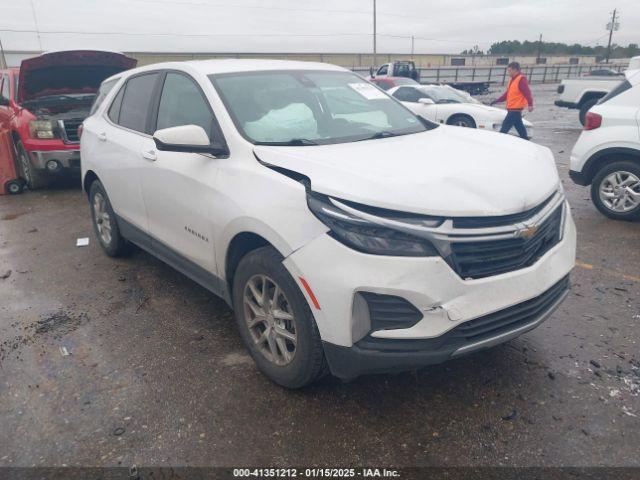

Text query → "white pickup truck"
[555,75,626,125]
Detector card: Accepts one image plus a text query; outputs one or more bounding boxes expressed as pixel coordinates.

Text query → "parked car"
[0,50,136,189]
[569,62,640,220]
[582,68,624,77]
[368,76,420,91]
[555,71,629,125]
[81,60,575,388]
[389,84,533,134]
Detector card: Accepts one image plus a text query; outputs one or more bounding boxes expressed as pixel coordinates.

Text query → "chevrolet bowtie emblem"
[516,224,539,239]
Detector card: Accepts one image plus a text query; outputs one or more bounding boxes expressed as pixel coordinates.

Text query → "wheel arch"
[83,170,100,195]
[221,223,294,297]
[446,113,476,127]
[582,147,640,184]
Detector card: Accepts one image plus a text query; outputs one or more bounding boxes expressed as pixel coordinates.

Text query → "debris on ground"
[76,237,90,247]
[501,410,518,421]
[59,346,70,357]
[0,270,11,280]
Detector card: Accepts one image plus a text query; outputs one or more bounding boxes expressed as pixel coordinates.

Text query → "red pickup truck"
[0,50,136,189]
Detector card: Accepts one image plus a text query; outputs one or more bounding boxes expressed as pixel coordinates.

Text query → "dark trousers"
[500,110,528,139]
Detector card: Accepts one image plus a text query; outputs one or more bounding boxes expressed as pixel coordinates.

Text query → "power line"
[0,28,484,45]
[0,28,370,38]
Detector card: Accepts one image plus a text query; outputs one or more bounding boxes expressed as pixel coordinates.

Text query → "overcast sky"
[0,0,637,54]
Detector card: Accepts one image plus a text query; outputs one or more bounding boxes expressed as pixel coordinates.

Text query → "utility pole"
[411,35,415,58]
[29,0,43,52]
[605,8,618,63]
[0,36,7,69]
[536,33,543,64]
[372,0,377,69]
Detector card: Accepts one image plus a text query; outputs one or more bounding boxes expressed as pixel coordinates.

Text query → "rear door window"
[118,73,160,133]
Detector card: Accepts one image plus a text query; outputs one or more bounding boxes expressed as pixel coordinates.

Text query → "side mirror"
[418,98,435,105]
[153,125,229,157]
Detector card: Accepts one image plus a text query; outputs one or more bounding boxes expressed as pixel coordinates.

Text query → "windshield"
[418,86,479,104]
[210,70,427,145]
[393,78,419,86]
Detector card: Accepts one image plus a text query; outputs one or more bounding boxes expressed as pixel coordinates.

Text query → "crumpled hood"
[18,50,137,103]
[255,126,558,217]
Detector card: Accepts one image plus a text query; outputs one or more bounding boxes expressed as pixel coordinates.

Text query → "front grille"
[448,204,564,279]
[62,118,83,143]
[359,292,422,330]
[356,275,569,353]
[452,193,554,229]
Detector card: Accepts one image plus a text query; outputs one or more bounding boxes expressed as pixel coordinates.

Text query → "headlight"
[29,120,57,139]
[307,191,440,257]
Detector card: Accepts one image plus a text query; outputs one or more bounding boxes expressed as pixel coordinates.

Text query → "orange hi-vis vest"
[506,74,528,110]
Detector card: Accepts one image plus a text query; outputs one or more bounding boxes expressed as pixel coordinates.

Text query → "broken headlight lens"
[307,191,440,257]
[29,120,57,139]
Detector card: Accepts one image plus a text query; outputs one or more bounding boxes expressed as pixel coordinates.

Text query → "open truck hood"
[18,50,137,103]
[255,126,559,218]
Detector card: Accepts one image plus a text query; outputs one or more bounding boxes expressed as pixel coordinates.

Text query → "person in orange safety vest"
[490,62,534,139]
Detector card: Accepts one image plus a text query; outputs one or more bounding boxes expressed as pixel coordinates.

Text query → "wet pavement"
[0,84,639,467]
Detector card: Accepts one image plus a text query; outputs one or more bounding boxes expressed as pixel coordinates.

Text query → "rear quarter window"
[90,78,118,115]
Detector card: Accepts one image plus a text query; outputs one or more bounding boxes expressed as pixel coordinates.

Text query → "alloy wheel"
[93,192,113,245]
[599,171,640,213]
[243,274,297,366]
[18,148,33,185]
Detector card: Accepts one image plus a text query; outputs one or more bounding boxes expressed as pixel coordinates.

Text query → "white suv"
[81,60,576,388]
[569,61,640,220]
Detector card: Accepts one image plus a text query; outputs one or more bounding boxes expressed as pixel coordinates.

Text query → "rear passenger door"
[139,71,226,276]
[96,72,161,241]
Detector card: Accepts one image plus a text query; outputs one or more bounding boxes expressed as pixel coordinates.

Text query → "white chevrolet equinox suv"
[81,60,576,388]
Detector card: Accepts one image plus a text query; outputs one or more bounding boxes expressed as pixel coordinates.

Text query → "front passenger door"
[140,71,225,276]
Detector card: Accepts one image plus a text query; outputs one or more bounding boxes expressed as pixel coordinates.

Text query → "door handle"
[97,132,107,142]
[142,149,157,161]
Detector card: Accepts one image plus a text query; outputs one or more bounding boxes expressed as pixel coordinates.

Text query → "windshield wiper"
[356,131,399,142]
[255,138,319,146]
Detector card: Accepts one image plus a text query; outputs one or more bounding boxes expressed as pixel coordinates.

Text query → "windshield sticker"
[348,83,389,100]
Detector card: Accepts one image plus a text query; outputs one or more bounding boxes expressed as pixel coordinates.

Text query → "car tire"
[15,140,51,190]
[579,98,599,126]
[447,114,476,128]
[590,160,640,221]
[89,180,132,256]
[232,246,327,388]
[5,180,24,195]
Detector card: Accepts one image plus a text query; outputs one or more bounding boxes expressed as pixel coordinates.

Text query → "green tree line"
[462,40,639,58]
